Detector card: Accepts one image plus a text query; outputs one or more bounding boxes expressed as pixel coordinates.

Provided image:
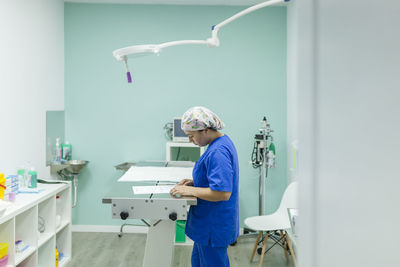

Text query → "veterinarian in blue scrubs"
[170,106,239,267]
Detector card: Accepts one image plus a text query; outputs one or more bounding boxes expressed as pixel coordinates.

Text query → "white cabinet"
[166,142,205,162]
[0,183,71,267]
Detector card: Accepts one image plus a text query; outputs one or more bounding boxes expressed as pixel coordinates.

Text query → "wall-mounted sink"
[56,160,89,208]
[65,160,89,175]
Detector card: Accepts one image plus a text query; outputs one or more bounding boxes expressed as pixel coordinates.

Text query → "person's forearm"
[188,187,231,202]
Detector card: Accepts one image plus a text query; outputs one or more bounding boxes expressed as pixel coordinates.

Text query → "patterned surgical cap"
[181,106,225,131]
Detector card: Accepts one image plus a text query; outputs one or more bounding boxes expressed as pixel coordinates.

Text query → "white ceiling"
[64,0,271,6]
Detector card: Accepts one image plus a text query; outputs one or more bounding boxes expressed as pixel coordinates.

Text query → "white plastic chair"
[244,182,298,267]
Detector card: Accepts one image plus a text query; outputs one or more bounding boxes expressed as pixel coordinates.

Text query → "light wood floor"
[69,232,295,267]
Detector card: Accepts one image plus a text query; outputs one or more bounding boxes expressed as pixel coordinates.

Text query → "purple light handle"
[126,72,132,83]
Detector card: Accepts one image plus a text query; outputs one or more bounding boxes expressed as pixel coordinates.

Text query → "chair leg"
[280,230,289,262]
[259,231,269,267]
[285,231,297,267]
[250,231,263,263]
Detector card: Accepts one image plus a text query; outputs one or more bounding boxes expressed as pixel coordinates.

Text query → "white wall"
[287,1,316,266]
[293,0,400,266]
[0,0,64,177]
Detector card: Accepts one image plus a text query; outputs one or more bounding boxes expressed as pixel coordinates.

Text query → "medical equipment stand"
[241,117,274,239]
[251,117,274,216]
[257,118,274,215]
[251,118,286,257]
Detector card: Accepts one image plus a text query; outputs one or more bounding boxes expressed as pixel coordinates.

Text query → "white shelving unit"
[166,142,205,162]
[0,182,71,267]
[56,225,71,267]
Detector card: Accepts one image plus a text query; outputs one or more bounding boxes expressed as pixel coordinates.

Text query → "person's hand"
[170,185,194,198]
[178,179,194,186]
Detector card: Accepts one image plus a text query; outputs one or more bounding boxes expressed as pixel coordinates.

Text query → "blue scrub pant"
[191,242,229,267]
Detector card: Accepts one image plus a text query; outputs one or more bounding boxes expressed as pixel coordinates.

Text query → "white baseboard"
[72,224,194,246]
[72,226,245,235]
[72,224,149,234]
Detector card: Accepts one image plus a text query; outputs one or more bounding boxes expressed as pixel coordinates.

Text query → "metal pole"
[259,166,263,215]
[262,129,267,215]
[73,174,78,208]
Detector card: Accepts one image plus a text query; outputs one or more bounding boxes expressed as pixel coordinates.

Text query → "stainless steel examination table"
[102,181,197,267]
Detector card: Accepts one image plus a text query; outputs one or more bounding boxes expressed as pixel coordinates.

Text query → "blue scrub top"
[185,135,239,247]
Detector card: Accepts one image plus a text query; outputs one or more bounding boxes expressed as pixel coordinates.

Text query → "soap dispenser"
[54,138,61,164]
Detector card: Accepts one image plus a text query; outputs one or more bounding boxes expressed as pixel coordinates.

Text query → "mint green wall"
[65,3,287,226]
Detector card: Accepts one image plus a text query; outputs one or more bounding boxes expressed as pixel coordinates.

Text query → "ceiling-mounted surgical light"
[113,0,290,83]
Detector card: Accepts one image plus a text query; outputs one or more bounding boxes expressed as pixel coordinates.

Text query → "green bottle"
[61,141,72,161]
[269,142,276,155]
[28,167,37,188]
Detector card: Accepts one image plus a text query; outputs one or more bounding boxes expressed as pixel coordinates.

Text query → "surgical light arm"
[113,0,290,82]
